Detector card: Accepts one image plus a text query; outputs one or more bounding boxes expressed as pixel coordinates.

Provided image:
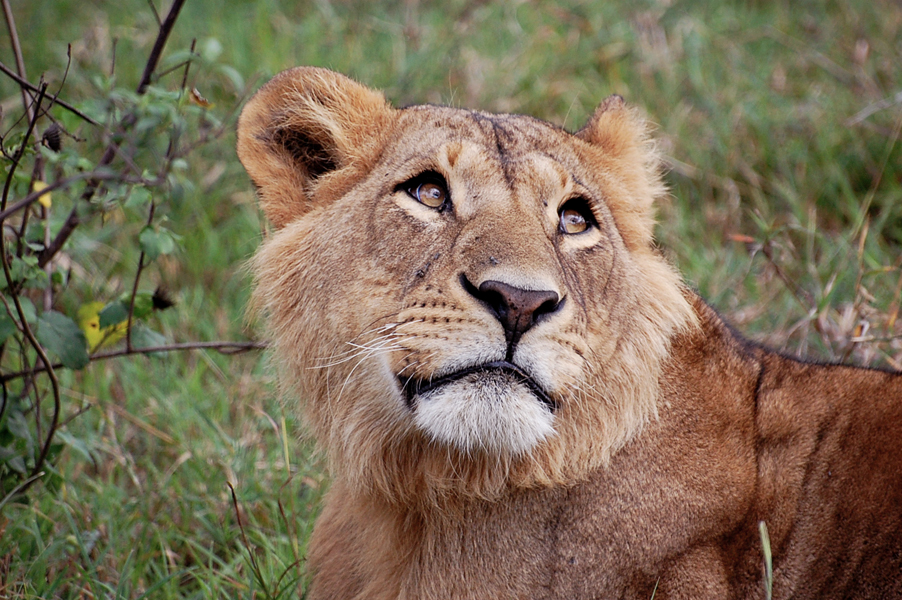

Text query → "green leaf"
[107,294,155,322]
[54,430,95,463]
[98,301,129,329]
[138,226,176,261]
[15,297,36,325]
[131,325,167,356]
[6,256,48,290]
[6,410,33,446]
[75,156,95,171]
[0,446,19,463]
[124,186,152,210]
[161,49,196,70]
[135,116,162,135]
[216,64,245,92]
[126,293,155,320]
[36,311,90,369]
[6,455,26,475]
[0,311,18,343]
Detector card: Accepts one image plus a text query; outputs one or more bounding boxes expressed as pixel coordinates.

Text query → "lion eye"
[401,172,450,210]
[558,199,596,234]
[560,208,587,234]
[414,181,446,208]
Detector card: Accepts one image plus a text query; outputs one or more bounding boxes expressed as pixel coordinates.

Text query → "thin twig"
[0,90,61,492]
[846,90,902,127]
[137,0,187,94]
[0,170,146,222]
[37,45,77,127]
[766,26,854,86]
[0,340,268,383]
[126,200,155,351]
[229,483,274,598]
[0,471,45,512]
[1,83,47,213]
[179,38,197,93]
[111,37,118,77]
[277,474,305,590]
[155,59,193,81]
[125,255,148,353]
[94,340,268,359]
[761,241,816,309]
[1,0,32,122]
[147,0,162,27]
[0,61,100,127]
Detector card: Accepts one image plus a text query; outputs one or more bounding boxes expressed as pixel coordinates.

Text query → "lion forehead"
[391,106,578,164]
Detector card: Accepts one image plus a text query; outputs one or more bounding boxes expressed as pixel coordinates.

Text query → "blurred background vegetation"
[0,0,899,597]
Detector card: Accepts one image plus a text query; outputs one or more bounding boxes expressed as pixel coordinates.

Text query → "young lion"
[237,67,902,599]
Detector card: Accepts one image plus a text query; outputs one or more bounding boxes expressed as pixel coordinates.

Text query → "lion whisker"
[333,338,417,405]
[312,333,407,369]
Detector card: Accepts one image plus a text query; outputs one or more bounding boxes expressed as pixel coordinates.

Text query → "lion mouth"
[400,361,558,412]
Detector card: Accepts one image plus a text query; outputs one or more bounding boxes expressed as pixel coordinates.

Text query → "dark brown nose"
[464,277,562,353]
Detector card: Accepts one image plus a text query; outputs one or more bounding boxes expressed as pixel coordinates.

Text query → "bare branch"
[0,170,147,222]
[0,60,100,127]
[126,200,156,351]
[1,83,47,213]
[0,340,269,383]
[137,0,187,94]
[0,471,45,511]
[0,84,62,491]
[760,241,816,310]
[111,37,118,77]
[1,0,32,122]
[147,0,162,26]
[180,39,197,92]
[94,340,268,359]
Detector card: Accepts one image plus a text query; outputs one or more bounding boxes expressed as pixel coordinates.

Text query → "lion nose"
[465,277,562,350]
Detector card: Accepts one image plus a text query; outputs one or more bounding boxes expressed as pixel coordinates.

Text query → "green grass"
[1,0,900,596]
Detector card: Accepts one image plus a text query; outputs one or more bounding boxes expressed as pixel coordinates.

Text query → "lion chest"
[313,455,753,600]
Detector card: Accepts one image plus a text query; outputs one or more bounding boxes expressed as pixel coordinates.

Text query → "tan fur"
[237,67,902,599]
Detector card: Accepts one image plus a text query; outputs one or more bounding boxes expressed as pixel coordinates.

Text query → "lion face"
[370,109,626,457]
[239,68,697,501]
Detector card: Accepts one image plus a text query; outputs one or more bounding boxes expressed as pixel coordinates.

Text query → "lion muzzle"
[404,361,557,455]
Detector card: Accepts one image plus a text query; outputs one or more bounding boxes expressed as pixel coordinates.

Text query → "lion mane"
[238,67,902,600]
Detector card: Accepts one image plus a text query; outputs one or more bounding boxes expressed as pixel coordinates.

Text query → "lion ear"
[575,95,664,251]
[237,67,394,228]
[575,95,629,149]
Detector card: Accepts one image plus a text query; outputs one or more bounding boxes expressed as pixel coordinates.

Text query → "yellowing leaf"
[189,88,213,108]
[77,301,127,352]
[32,181,51,208]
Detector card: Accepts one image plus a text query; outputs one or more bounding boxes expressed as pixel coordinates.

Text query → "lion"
[236,67,902,599]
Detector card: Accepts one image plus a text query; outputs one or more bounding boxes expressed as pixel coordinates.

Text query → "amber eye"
[559,199,595,234]
[414,181,446,208]
[400,172,450,211]
[560,208,587,234]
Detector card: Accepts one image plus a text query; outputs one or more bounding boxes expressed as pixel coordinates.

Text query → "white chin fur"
[412,371,555,455]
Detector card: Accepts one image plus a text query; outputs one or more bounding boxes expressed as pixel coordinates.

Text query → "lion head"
[238,67,697,505]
